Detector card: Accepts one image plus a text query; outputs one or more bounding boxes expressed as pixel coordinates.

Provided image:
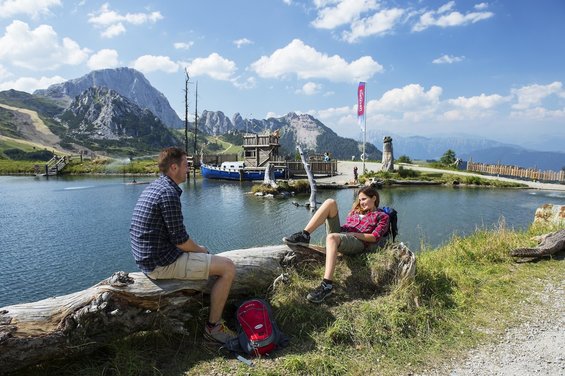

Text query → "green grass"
[362,168,527,188]
[15,222,564,376]
[62,158,160,175]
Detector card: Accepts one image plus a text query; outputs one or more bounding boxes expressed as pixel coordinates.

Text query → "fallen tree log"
[0,242,414,373]
[0,245,319,374]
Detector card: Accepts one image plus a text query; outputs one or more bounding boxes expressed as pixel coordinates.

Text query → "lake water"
[1,175,564,307]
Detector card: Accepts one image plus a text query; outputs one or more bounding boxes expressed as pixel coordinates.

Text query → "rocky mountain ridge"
[198,110,381,160]
[35,67,183,129]
[58,86,180,152]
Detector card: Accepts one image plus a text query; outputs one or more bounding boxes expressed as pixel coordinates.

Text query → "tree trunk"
[296,145,317,210]
[0,242,414,373]
[0,245,311,373]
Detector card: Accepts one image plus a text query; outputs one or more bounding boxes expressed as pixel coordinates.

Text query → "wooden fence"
[467,161,565,183]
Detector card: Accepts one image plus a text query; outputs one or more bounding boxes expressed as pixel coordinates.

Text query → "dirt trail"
[417,279,565,376]
[318,160,565,192]
[0,103,60,148]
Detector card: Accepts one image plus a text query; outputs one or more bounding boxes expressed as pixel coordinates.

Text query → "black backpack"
[382,206,398,241]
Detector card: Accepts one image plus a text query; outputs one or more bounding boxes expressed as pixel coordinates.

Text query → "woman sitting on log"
[283,186,390,303]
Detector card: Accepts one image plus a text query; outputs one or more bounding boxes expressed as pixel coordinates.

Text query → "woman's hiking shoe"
[306,282,333,303]
[283,231,310,247]
[204,320,236,344]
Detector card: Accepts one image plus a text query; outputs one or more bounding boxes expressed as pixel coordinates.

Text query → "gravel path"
[321,161,565,191]
[416,279,565,376]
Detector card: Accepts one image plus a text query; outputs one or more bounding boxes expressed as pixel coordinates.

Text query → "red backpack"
[225,298,289,356]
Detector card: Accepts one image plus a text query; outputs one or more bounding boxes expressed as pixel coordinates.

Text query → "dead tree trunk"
[0,245,312,373]
[296,145,317,210]
[0,242,415,373]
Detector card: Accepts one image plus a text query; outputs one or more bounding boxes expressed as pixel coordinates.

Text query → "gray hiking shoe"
[283,231,310,247]
[204,320,236,344]
[306,282,333,303]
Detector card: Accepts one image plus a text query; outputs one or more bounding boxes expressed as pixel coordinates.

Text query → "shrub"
[396,155,412,164]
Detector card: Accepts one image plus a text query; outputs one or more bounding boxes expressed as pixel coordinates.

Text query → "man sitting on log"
[130,147,236,343]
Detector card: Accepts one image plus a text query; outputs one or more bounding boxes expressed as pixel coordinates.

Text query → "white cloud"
[448,93,507,109]
[373,84,442,112]
[232,76,256,90]
[343,7,404,42]
[174,41,194,50]
[101,23,125,38]
[185,53,237,81]
[87,49,119,70]
[296,82,322,95]
[0,75,65,92]
[510,107,565,120]
[250,39,383,82]
[475,3,489,11]
[88,3,163,38]
[432,54,464,64]
[511,82,564,110]
[0,64,12,80]
[234,38,253,48]
[413,1,494,32]
[0,0,61,19]
[131,55,179,74]
[0,20,89,70]
[443,93,508,120]
[312,0,378,29]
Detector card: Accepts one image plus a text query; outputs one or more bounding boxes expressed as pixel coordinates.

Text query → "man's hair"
[158,147,187,174]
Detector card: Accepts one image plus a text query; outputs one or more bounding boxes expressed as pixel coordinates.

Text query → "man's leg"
[207,255,236,324]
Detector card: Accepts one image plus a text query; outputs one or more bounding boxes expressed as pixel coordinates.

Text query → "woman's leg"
[304,199,339,234]
[323,233,341,280]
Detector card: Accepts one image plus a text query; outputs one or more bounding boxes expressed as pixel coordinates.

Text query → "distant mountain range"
[368,131,565,171]
[0,67,561,170]
[0,67,380,160]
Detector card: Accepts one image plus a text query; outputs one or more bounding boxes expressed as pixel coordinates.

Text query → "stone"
[534,204,565,225]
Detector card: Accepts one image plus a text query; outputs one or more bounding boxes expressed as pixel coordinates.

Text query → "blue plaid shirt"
[130,175,190,273]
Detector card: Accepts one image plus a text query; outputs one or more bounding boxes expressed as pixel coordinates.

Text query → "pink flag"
[357,82,366,117]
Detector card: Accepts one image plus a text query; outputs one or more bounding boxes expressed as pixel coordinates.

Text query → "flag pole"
[363,84,367,174]
[357,81,367,174]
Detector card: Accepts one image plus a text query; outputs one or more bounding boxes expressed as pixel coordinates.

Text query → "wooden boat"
[200,161,284,181]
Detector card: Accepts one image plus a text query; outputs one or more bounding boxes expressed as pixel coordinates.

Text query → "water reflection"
[1,175,564,307]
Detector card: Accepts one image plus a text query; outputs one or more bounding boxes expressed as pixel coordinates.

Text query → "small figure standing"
[353,166,358,183]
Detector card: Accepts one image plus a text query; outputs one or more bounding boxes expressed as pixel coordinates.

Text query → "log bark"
[0,242,414,373]
[0,245,311,373]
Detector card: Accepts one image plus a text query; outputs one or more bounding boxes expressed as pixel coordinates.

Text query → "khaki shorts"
[147,252,211,280]
[326,215,387,255]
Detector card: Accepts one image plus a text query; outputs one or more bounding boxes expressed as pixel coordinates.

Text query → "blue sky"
[0,0,564,152]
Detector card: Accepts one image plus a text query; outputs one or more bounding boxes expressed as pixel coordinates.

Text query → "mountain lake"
[1,175,564,307]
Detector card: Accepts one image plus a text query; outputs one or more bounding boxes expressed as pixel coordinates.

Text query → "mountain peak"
[35,67,183,128]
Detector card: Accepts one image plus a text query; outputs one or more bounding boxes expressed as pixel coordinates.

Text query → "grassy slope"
[18,223,564,376]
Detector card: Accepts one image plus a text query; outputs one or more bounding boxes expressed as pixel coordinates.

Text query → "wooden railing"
[282,160,338,178]
[467,161,565,183]
[37,155,68,176]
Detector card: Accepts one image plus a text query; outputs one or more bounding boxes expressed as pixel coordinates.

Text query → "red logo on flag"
[357,82,366,117]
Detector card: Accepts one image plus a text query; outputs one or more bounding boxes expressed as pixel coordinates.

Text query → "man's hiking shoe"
[204,320,236,344]
[283,231,310,247]
[306,282,333,303]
